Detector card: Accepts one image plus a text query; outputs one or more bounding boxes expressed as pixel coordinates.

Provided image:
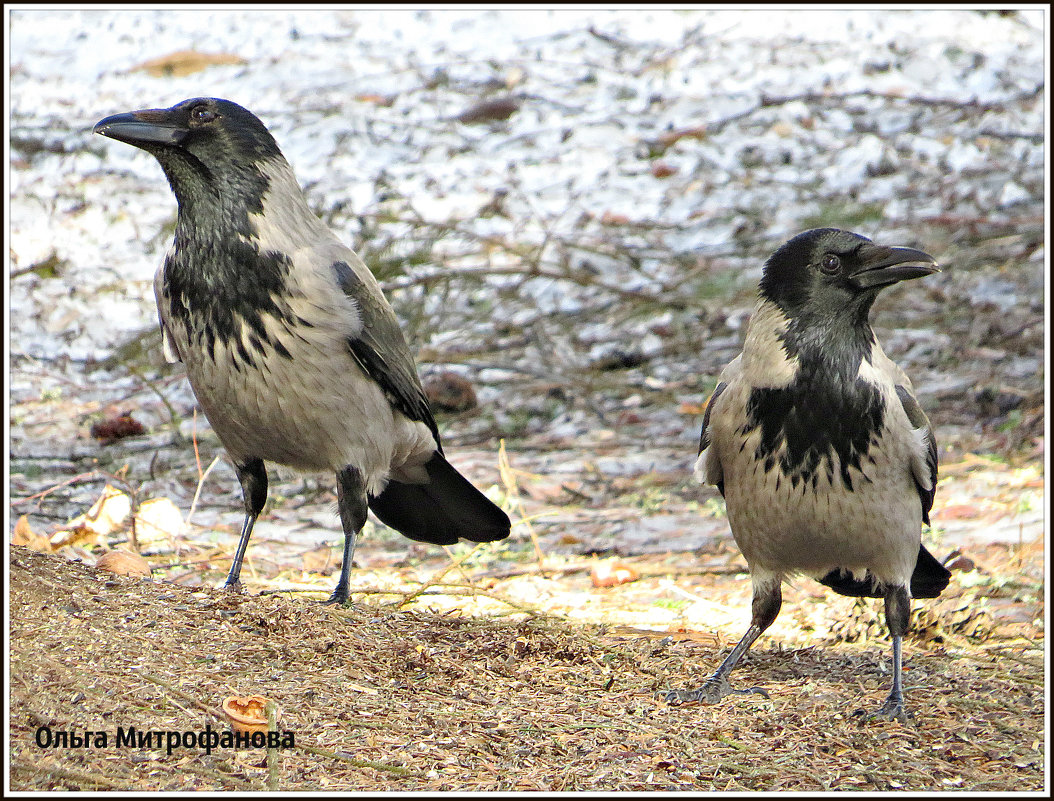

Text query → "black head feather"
[759,228,938,330]
[760,228,876,324]
[94,97,284,218]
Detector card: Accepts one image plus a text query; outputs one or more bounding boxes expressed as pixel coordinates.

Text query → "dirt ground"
[8,522,1044,791]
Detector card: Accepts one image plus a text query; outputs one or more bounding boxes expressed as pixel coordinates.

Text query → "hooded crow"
[667,228,950,723]
[94,97,511,604]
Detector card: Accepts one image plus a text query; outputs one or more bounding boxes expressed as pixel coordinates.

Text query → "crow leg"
[667,578,782,705]
[326,466,368,606]
[859,585,913,724]
[224,458,267,593]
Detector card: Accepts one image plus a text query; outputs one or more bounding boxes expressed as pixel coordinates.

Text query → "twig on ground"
[11,471,101,508]
[295,743,420,778]
[136,671,227,721]
[185,454,222,529]
[9,759,133,791]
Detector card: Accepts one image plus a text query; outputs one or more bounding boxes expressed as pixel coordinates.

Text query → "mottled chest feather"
[163,237,303,364]
[743,360,884,491]
[739,309,885,491]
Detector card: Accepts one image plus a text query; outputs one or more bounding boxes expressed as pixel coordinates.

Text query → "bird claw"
[855,700,913,726]
[731,685,770,699]
[665,678,768,706]
[323,588,350,606]
[221,578,244,594]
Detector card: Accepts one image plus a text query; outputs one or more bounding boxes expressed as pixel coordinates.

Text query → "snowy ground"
[8,7,1046,556]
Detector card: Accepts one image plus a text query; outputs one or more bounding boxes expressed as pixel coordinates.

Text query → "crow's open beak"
[93,109,189,147]
[849,244,940,290]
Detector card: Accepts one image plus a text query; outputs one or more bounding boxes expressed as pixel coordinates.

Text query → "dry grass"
[9,543,1045,792]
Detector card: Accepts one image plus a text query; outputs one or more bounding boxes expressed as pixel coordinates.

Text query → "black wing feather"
[334,260,442,450]
[347,337,440,447]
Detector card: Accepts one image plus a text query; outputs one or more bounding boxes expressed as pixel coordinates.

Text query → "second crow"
[667,228,950,722]
[94,97,511,603]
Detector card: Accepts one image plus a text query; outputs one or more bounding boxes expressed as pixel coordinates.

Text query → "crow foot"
[855,698,913,725]
[323,587,350,606]
[664,677,769,706]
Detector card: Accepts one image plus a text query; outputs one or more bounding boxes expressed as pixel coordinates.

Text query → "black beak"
[850,244,940,290]
[93,109,189,148]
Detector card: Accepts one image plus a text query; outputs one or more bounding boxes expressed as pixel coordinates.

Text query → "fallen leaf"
[424,371,478,413]
[130,50,247,77]
[51,485,131,548]
[522,480,576,503]
[770,120,794,137]
[90,412,146,444]
[936,503,981,520]
[302,544,335,574]
[13,515,51,552]
[591,559,640,588]
[134,497,183,545]
[453,97,520,124]
[354,93,396,107]
[663,626,721,646]
[95,550,152,578]
[640,124,707,157]
[600,211,631,226]
[650,162,677,178]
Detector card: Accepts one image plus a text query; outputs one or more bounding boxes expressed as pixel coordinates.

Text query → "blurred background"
[8,8,1045,595]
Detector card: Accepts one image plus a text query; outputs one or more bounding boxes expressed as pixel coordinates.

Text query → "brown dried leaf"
[937,503,982,520]
[13,515,51,552]
[302,544,335,574]
[50,485,130,548]
[591,559,639,588]
[600,211,631,226]
[90,412,146,444]
[95,550,152,579]
[454,97,520,124]
[650,162,677,178]
[424,371,478,413]
[354,93,396,107]
[130,50,247,77]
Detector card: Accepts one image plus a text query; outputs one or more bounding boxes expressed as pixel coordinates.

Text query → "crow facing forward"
[668,228,950,723]
[94,98,510,603]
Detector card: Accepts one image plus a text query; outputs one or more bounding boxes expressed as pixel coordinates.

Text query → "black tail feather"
[909,544,951,599]
[819,568,883,598]
[368,452,511,546]
[820,544,951,599]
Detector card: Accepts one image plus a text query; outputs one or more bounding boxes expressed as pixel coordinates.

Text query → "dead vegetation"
[8,528,1044,792]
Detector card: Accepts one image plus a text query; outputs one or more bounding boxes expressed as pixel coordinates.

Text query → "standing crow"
[94,97,511,604]
[667,228,950,723]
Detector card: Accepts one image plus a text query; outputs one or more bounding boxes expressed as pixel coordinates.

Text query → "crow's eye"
[820,254,841,274]
[190,105,216,124]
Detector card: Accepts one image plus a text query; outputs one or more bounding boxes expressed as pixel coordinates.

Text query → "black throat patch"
[743,323,884,491]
